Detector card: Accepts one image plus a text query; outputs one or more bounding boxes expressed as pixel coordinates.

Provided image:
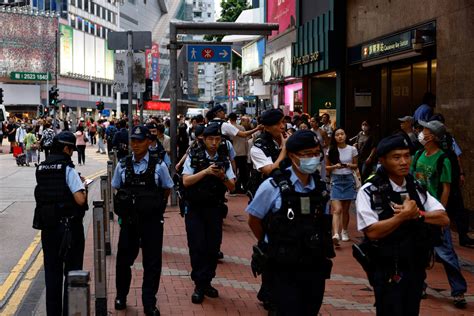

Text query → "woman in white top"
[325,127,359,247]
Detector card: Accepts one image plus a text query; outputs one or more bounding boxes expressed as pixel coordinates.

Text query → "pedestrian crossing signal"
[96,101,105,111]
[49,87,60,106]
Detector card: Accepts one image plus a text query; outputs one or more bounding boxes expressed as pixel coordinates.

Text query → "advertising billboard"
[73,29,84,75]
[105,46,114,80]
[60,24,73,75]
[145,43,160,100]
[0,12,57,76]
[242,38,265,75]
[84,33,95,77]
[95,37,105,79]
[267,0,296,39]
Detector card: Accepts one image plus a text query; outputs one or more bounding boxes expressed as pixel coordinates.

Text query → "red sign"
[267,0,296,39]
[145,43,160,100]
[202,48,215,59]
[144,101,170,111]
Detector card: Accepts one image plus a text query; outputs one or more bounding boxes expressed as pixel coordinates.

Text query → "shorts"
[330,174,356,201]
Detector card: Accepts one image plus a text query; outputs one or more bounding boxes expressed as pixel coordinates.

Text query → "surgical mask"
[298,157,321,174]
[418,132,427,145]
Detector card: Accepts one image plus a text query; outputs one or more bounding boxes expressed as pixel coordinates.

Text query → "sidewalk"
[83,195,474,315]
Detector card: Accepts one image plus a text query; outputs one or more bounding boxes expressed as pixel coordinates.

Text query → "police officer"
[112,125,173,316]
[247,130,334,315]
[182,123,236,304]
[112,119,129,159]
[355,134,449,315]
[206,104,261,139]
[34,131,88,316]
[146,122,171,167]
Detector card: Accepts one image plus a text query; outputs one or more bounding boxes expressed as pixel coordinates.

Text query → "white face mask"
[298,157,321,174]
[418,132,427,146]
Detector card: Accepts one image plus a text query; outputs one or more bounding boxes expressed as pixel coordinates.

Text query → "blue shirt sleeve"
[156,162,174,189]
[163,153,171,167]
[246,179,279,219]
[182,156,194,175]
[226,140,236,160]
[111,163,124,189]
[66,166,85,193]
[225,163,236,179]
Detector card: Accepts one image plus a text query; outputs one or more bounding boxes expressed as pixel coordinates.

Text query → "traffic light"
[0,88,4,104]
[96,101,105,111]
[49,87,60,106]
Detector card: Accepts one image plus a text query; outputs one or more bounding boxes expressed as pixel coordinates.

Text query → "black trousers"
[76,145,86,164]
[116,214,164,309]
[373,266,426,316]
[234,156,249,192]
[271,262,330,316]
[41,221,85,316]
[185,206,223,288]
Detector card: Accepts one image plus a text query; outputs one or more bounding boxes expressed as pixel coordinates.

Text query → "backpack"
[106,126,118,142]
[42,129,54,147]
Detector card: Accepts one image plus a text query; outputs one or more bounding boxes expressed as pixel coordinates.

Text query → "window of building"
[84,0,88,12]
[198,88,205,95]
[102,7,106,19]
[77,0,82,9]
[108,10,112,22]
[128,0,135,4]
[91,82,95,95]
[193,11,202,18]
[97,83,102,96]
[70,0,75,6]
[107,85,112,97]
[70,16,76,28]
[77,18,83,30]
[207,12,211,18]
[198,69,204,74]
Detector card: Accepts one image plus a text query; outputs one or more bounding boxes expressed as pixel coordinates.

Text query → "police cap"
[208,104,225,116]
[376,134,410,157]
[146,122,158,130]
[286,130,320,153]
[195,124,205,137]
[130,125,151,140]
[203,123,221,137]
[260,109,284,126]
[54,131,77,150]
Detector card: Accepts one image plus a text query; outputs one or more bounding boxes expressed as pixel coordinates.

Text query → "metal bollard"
[100,176,112,256]
[107,161,115,221]
[68,270,90,316]
[92,201,107,316]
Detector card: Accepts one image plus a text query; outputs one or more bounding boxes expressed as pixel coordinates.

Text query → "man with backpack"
[41,122,56,159]
[105,120,118,155]
[412,120,467,308]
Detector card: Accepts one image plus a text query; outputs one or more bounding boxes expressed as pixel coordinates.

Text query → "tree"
[204,0,251,42]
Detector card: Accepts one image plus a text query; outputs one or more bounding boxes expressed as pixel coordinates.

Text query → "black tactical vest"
[149,141,166,161]
[253,131,281,162]
[364,168,440,268]
[33,154,86,230]
[209,119,231,142]
[265,169,334,265]
[115,155,164,217]
[185,144,229,206]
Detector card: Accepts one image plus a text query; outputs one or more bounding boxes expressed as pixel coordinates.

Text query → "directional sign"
[10,72,52,81]
[187,45,232,63]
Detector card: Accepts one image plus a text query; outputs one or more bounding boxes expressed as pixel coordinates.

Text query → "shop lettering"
[269,56,285,81]
[292,51,320,66]
[364,39,410,57]
[278,0,285,5]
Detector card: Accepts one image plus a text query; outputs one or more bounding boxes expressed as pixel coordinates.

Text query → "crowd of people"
[26,92,474,316]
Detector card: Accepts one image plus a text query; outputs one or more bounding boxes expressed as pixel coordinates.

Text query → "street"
[0,143,474,315]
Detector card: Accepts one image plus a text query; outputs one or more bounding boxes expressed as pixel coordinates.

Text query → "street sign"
[10,72,52,81]
[108,31,152,50]
[187,45,232,63]
[114,52,146,93]
[101,109,111,116]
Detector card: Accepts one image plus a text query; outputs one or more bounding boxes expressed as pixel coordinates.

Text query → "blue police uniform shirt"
[149,144,171,167]
[182,150,236,180]
[66,166,85,193]
[246,166,316,219]
[111,152,174,190]
[225,140,236,161]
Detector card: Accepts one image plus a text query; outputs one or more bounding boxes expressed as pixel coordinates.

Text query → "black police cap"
[195,124,205,137]
[203,123,221,137]
[260,109,284,126]
[208,104,225,116]
[376,134,410,157]
[146,122,158,130]
[130,125,151,140]
[54,131,77,150]
[286,130,320,153]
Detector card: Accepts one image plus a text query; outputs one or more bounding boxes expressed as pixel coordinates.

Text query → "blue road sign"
[101,109,110,116]
[187,45,232,63]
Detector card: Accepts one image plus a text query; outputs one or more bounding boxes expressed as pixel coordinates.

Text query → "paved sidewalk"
[82,194,474,315]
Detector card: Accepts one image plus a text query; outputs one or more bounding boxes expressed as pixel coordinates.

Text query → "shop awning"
[144,101,170,111]
[221,8,262,43]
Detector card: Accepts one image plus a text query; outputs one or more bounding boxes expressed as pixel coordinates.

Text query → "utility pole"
[127,31,133,152]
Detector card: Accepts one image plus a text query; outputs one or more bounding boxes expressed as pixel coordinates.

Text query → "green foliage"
[204,0,251,42]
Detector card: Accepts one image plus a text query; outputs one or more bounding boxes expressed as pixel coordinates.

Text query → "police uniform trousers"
[185,205,223,288]
[41,219,85,316]
[373,264,426,316]
[116,213,164,309]
[270,261,330,316]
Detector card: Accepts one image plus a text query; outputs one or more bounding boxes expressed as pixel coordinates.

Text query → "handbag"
[352,168,362,190]
[83,133,89,143]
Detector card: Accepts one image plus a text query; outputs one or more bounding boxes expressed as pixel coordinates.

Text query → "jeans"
[98,138,106,153]
[26,149,37,163]
[434,228,467,296]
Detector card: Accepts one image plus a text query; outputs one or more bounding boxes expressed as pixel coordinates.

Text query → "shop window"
[91,82,95,95]
[413,61,428,106]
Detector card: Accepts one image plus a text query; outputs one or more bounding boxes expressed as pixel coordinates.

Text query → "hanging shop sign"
[263,46,292,83]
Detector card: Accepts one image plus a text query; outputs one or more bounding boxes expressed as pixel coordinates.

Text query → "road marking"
[0,169,105,310]
[1,252,43,316]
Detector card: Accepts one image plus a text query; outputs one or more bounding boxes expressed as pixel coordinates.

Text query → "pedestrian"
[112,119,130,160]
[0,120,4,148]
[15,122,27,151]
[40,122,55,160]
[96,120,107,154]
[181,123,236,304]
[351,120,377,181]
[177,119,189,161]
[156,123,171,157]
[146,122,171,166]
[310,115,329,179]
[7,117,17,153]
[411,120,468,307]
[355,134,449,315]
[105,119,118,154]
[74,126,87,165]
[398,115,420,149]
[228,113,249,194]
[320,113,333,138]
[298,120,310,130]
[112,125,173,315]
[33,131,88,315]
[413,92,436,124]
[24,126,38,166]
[326,127,359,247]
[247,129,334,315]
[88,119,97,145]
[205,104,261,140]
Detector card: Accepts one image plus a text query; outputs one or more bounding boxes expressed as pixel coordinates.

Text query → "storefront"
[346,21,436,138]
[291,0,345,125]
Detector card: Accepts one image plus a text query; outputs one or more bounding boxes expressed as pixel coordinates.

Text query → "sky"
[214,0,222,19]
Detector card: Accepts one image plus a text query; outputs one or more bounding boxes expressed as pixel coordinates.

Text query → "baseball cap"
[398,116,413,122]
[418,120,446,138]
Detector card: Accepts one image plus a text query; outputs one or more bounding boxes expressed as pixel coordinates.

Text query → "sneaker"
[453,294,467,308]
[341,230,350,242]
[332,234,340,247]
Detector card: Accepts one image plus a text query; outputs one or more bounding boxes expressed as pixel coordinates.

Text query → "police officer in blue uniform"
[182,123,236,304]
[112,119,129,159]
[247,130,334,315]
[355,134,449,315]
[146,122,171,167]
[112,125,173,316]
[34,131,88,316]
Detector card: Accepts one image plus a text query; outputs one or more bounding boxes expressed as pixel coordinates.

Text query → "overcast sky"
[214,0,222,19]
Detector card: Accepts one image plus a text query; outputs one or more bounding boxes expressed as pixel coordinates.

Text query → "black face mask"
[149,134,157,141]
